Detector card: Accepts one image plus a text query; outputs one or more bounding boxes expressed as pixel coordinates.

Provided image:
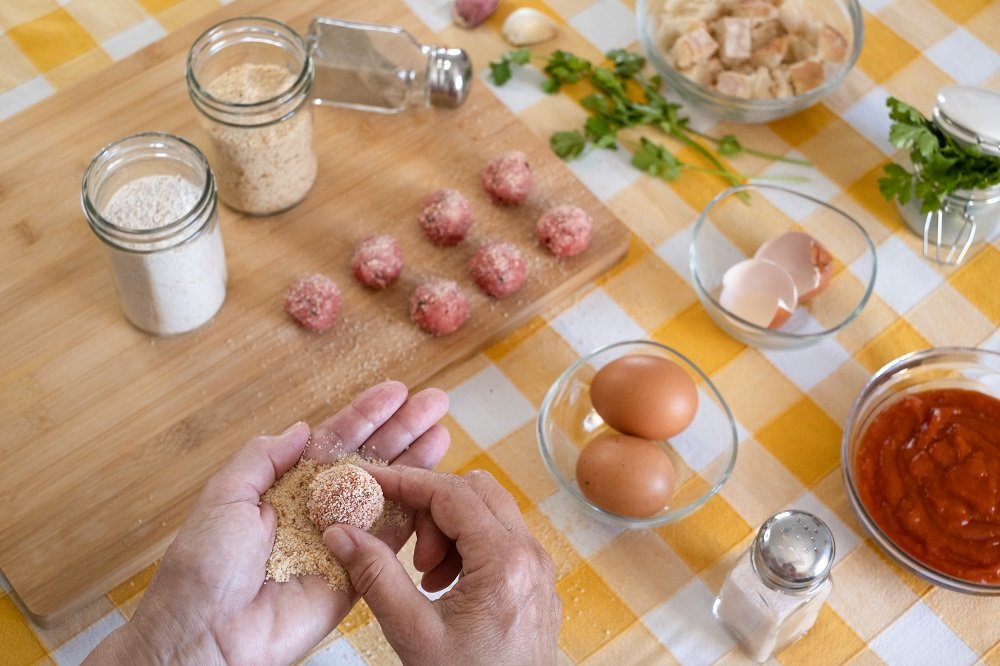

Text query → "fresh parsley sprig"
[879,97,1000,213]
[488,47,810,188]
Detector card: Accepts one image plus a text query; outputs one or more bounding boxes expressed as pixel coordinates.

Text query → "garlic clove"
[501,8,558,46]
[755,231,833,302]
[720,258,798,329]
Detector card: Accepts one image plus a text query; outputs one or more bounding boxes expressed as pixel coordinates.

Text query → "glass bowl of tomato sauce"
[842,347,1000,594]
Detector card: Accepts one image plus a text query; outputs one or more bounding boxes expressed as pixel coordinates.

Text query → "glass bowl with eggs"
[690,183,877,349]
[842,347,1000,594]
[636,0,863,123]
[537,339,738,528]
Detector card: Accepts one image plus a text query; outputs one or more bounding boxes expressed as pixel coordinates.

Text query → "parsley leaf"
[631,138,682,181]
[487,48,531,86]
[716,134,743,157]
[550,131,587,160]
[880,96,1000,213]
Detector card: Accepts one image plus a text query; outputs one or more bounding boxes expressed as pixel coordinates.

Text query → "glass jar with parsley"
[879,86,1000,266]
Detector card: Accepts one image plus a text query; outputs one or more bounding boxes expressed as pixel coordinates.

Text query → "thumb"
[324,525,440,641]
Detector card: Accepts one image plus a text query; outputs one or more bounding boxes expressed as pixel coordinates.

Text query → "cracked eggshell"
[720,258,798,329]
[755,231,833,302]
[502,8,558,46]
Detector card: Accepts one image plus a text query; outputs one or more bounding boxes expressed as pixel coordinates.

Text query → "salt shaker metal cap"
[426,47,472,108]
[751,510,835,594]
[932,86,1000,158]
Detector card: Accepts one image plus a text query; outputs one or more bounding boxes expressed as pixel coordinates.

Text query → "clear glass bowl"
[690,183,877,349]
[842,347,1000,594]
[537,340,738,528]
[636,0,863,123]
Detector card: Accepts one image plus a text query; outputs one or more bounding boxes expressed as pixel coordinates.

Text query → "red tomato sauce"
[856,389,1000,584]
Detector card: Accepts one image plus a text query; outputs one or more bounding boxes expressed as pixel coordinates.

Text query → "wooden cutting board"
[0,0,628,624]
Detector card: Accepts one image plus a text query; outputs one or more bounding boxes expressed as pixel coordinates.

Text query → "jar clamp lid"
[933,86,1000,158]
[751,510,835,593]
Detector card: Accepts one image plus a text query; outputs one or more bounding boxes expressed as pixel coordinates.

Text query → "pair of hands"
[86,381,560,665]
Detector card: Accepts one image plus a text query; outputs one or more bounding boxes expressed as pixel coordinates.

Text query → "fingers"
[463,470,527,534]
[420,542,462,593]
[306,381,408,462]
[412,509,451,573]
[324,525,440,648]
[359,388,449,462]
[391,423,450,470]
[201,421,311,505]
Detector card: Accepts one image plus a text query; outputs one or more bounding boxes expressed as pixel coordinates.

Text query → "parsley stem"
[662,124,744,187]
[687,129,812,166]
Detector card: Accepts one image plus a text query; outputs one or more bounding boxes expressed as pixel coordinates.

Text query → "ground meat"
[284,274,342,332]
[468,240,527,299]
[409,278,471,336]
[419,188,474,246]
[306,464,385,532]
[351,234,403,289]
[536,205,593,257]
[481,150,532,205]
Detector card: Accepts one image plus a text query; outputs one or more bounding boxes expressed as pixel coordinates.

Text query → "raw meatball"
[536,205,593,257]
[410,278,471,336]
[284,274,341,332]
[419,188,474,246]
[307,464,384,531]
[351,234,403,289]
[468,240,527,298]
[482,150,532,205]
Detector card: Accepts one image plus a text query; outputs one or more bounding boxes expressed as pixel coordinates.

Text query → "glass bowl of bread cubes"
[636,0,863,123]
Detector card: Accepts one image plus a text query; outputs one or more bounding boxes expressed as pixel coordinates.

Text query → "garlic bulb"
[501,8,558,46]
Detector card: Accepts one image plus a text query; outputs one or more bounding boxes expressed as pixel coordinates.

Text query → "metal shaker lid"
[426,46,472,108]
[933,86,1000,158]
[751,510,835,593]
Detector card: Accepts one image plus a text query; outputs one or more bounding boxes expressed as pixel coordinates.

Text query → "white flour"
[102,175,227,335]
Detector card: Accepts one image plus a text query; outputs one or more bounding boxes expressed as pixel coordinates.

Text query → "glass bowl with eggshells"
[636,0,863,123]
[537,339,739,528]
[690,183,877,349]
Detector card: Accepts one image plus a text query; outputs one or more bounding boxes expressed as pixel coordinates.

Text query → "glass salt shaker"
[82,132,227,336]
[897,85,1000,266]
[713,510,835,663]
[187,17,318,216]
[307,17,472,114]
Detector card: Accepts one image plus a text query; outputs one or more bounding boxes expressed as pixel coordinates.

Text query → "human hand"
[324,465,562,666]
[85,380,449,665]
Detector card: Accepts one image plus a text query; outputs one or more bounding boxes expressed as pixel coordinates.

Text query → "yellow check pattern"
[2,0,999,664]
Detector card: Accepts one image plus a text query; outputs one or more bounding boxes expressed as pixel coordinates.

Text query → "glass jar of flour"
[186,16,318,216]
[82,132,228,336]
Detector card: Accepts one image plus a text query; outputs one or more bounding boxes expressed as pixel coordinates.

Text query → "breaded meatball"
[536,205,593,257]
[468,240,527,299]
[419,188,474,246]
[351,234,403,289]
[307,464,384,531]
[284,274,341,332]
[410,278,471,336]
[482,150,532,205]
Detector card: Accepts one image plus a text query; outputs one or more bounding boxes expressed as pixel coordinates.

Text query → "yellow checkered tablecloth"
[2,0,999,664]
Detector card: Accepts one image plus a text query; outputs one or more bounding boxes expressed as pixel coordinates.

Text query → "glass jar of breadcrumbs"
[186,16,317,216]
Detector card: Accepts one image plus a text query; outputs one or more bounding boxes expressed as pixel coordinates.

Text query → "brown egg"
[590,354,699,440]
[576,433,676,518]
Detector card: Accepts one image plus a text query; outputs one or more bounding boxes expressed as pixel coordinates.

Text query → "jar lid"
[751,510,835,593]
[426,47,473,109]
[933,86,1000,158]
